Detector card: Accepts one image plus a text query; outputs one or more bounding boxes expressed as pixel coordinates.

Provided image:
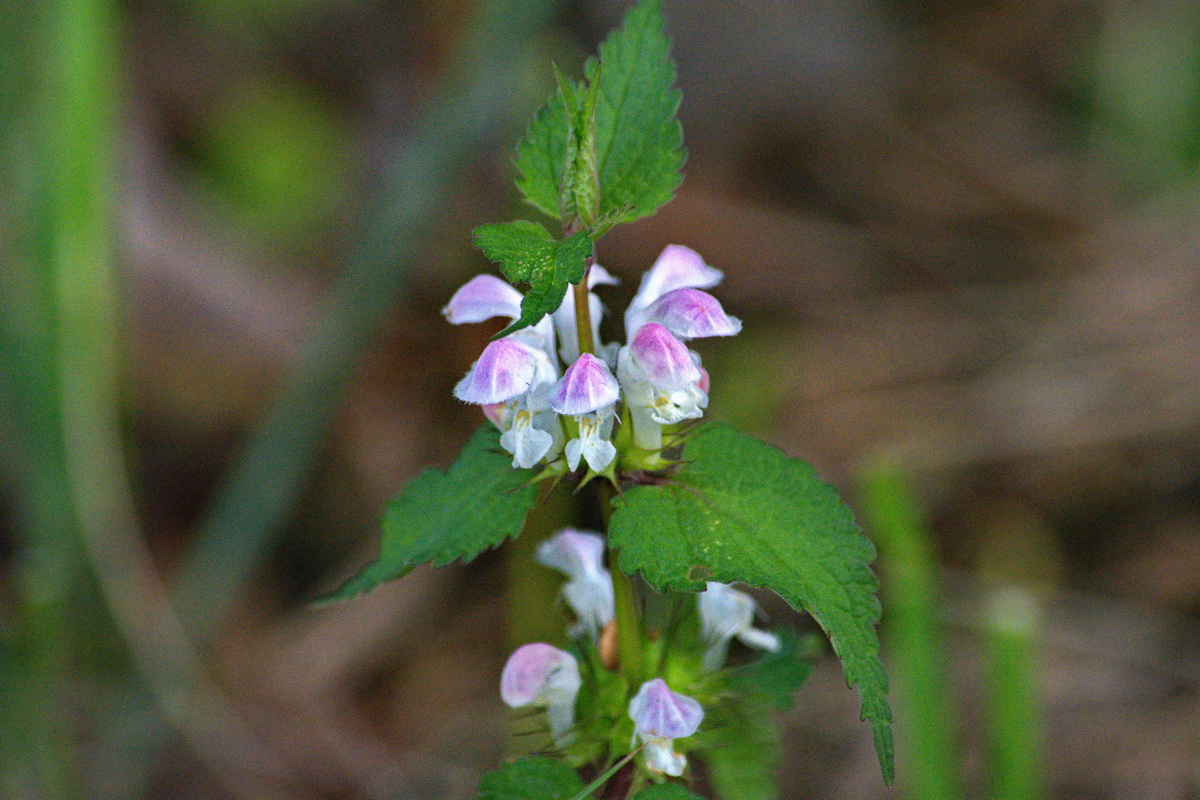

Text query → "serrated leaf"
[322,426,537,601]
[494,230,592,339]
[472,220,555,284]
[608,423,894,784]
[514,84,571,220]
[476,758,584,800]
[588,0,685,223]
[631,785,705,800]
[514,0,684,227]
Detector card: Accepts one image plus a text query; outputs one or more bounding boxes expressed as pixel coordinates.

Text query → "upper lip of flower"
[551,353,621,416]
[629,677,704,741]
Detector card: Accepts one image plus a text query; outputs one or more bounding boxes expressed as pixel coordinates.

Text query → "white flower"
[616,246,739,451]
[445,276,563,468]
[536,529,614,638]
[697,582,781,670]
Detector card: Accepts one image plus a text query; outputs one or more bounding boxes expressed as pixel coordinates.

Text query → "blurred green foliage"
[194,78,351,246]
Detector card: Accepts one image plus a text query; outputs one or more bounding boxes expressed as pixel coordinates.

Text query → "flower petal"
[641,288,742,340]
[626,245,723,334]
[500,643,581,708]
[443,274,523,324]
[629,678,704,740]
[626,324,701,391]
[551,353,621,415]
[634,245,723,304]
[453,338,543,405]
[536,529,607,579]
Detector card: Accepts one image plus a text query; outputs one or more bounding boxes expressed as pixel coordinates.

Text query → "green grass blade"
[861,466,961,800]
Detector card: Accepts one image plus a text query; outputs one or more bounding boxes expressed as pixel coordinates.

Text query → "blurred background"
[1,0,1198,797]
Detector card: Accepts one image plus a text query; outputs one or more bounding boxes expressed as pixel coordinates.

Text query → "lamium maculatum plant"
[325,3,892,797]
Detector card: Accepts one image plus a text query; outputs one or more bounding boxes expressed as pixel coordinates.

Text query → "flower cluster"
[445,245,740,472]
[498,529,784,779]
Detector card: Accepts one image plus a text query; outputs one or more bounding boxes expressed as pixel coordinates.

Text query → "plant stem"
[610,564,643,685]
[573,252,597,356]
[598,484,642,684]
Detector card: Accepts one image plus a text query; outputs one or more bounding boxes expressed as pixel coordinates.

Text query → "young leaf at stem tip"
[607,423,895,784]
[319,425,538,603]
[514,0,684,227]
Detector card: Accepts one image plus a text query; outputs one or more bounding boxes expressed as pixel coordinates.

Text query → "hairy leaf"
[514,0,684,226]
[588,0,684,223]
[608,424,894,783]
[323,426,537,601]
[514,81,571,220]
[494,230,592,339]
[476,758,584,800]
[472,220,554,284]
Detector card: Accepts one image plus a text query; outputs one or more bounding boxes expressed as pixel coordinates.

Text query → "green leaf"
[589,0,684,223]
[494,229,592,339]
[514,81,571,220]
[322,426,538,601]
[476,758,584,800]
[702,698,781,800]
[513,0,684,226]
[472,220,554,284]
[608,424,894,784]
[723,629,821,711]
[631,785,705,800]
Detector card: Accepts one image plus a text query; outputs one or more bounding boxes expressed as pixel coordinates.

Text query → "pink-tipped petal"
[628,324,701,391]
[537,529,607,579]
[453,339,539,405]
[642,288,742,340]
[632,245,723,309]
[443,275,523,324]
[629,678,704,740]
[500,643,581,708]
[551,353,621,416]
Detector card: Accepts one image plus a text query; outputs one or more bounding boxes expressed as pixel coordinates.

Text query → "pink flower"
[628,678,704,776]
[500,643,581,746]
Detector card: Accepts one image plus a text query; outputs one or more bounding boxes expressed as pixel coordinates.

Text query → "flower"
[536,529,614,638]
[551,354,621,473]
[697,582,781,670]
[500,643,582,746]
[445,275,563,468]
[616,246,740,451]
[628,678,704,777]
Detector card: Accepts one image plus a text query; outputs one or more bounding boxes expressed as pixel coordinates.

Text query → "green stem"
[610,564,643,684]
[573,252,597,356]
[598,484,642,684]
